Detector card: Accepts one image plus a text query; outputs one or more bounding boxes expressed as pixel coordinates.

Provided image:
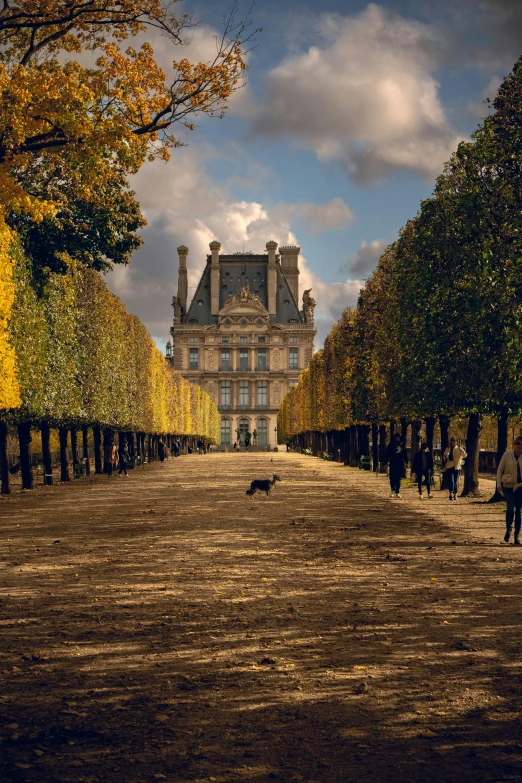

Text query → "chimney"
[279,246,300,303]
[177,245,189,316]
[209,240,221,315]
[266,240,278,316]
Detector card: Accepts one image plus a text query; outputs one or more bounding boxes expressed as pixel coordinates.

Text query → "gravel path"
[0,452,520,783]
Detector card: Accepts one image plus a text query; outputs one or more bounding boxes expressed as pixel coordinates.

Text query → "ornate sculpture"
[172,295,183,324]
[302,289,316,322]
[228,285,263,306]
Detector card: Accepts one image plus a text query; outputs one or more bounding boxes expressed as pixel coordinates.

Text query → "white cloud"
[345,238,388,277]
[244,4,462,182]
[296,197,354,234]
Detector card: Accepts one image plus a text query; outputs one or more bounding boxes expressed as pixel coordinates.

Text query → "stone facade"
[167,241,316,448]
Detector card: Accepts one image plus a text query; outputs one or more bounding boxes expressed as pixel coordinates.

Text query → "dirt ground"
[0,452,521,783]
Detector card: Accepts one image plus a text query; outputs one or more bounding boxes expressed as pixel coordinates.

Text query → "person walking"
[442,436,467,500]
[158,439,166,463]
[104,440,115,477]
[412,442,434,499]
[385,432,408,498]
[118,438,129,477]
[496,436,522,545]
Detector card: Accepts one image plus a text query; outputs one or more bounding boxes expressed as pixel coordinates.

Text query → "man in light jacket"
[442,437,467,501]
[496,436,522,545]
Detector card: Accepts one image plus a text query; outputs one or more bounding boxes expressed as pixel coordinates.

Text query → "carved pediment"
[218,285,269,320]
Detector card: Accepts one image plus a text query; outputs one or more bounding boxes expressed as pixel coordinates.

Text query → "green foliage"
[279,55,522,437]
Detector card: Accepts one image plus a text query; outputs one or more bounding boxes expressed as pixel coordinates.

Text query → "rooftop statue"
[302,289,316,322]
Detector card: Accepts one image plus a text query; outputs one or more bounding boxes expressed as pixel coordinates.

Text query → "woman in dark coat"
[412,442,434,499]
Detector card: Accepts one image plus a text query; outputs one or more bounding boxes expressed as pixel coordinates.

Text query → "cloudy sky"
[106,0,522,347]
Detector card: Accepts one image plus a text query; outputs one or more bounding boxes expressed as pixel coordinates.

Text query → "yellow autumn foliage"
[0,218,20,410]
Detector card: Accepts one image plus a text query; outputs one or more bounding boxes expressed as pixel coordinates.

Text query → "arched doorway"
[257,418,268,446]
[238,418,250,446]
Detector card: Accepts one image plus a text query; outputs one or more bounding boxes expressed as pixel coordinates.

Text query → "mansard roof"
[184,253,303,325]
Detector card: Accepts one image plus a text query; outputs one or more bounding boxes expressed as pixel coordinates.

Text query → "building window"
[222,337,229,344]
[290,336,297,343]
[239,381,249,406]
[257,381,267,406]
[190,380,199,386]
[189,348,199,369]
[289,379,298,388]
[256,319,263,328]
[239,348,249,370]
[258,336,266,343]
[221,348,230,369]
[257,418,268,446]
[289,347,298,369]
[220,418,231,445]
[257,348,267,369]
[220,380,231,406]
[240,319,247,328]
[190,336,198,343]
[240,336,248,344]
[223,319,231,328]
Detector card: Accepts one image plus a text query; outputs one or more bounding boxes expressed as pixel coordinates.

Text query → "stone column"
[210,240,221,315]
[279,245,300,303]
[266,240,278,316]
[177,245,189,314]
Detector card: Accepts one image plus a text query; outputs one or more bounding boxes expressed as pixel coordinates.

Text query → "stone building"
[166,240,316,448]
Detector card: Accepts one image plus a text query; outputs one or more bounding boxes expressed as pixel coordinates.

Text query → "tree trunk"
[496,405,509,465]
[401,418,408,445]
[41,421,53,486]
[488,406,509,503]
[357,424,370,458]
[82,425,90,476]
[425,416,436,453]
[59,425,70,482]
[439,414,450,455]
[410,419,423,467]
[389,419,395,439]
[378,424,386,469]
[18,421,33,490]
[461,413,482,496]
[350,425,358,466]
[0,419,10,494]
[148,434,153,462]
[93,424,103,474]
[371,422,378,472]
[128,432,135,462]
[103,428,112,473]
[71,428,78,475]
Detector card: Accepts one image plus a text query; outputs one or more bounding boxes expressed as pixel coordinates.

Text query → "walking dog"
[246,474,281,499]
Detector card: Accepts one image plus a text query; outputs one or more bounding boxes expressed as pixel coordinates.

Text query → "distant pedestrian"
[158,439,166,463]
[497,436,522,545]
[173,439,180,457]
[118,439,129,477]
[105,441,115,476]
[442,437,467,501]
[385,432,408,498]
[412,442,433,499]
[197,438,204,454]
[187,445,193,454]
[233,441,237,451]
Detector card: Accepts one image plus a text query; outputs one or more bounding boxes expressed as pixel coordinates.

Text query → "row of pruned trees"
[278,56,522,496]
[0,242,220,494]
